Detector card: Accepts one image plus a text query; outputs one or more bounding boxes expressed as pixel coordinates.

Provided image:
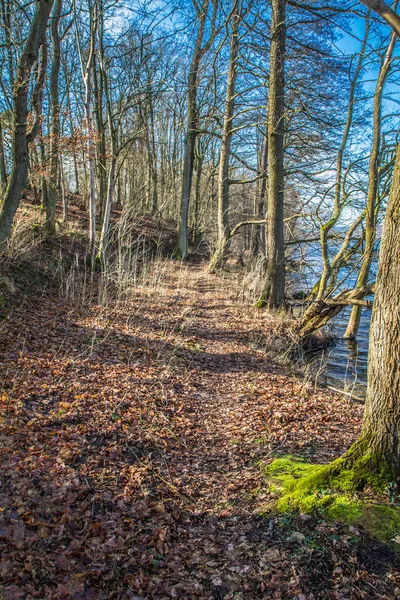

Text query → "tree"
[0,0,55,245]
[349,144,400,479]
[175,0,217,258]
[289,2,400,493]
[96,6,118,265]
[46,0,63,234]
[343,0,400,485]
[258,0,286,308]
[208,0,241,272]
[344,24,397,338]
[298,16,378,337]
[74,0,98,258]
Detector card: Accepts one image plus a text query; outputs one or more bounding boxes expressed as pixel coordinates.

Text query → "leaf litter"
[1,262,399,599]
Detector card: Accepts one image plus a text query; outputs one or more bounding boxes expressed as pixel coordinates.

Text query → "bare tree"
[176,0,217,258]
[46,0,63,234]
[74,0,99,257]
[258,0,286,308]
[0,0,54,245]
[208,0,241,272]
[344,30,397,338]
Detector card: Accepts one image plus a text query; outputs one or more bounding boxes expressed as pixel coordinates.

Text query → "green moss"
[325,496,363,522]
[264,456,323,483]
[263,456,330,512]
[326,446,394,491]
[255,297,267,309]
[268,483,280,493]
[262,455,400,544]
[361,505,400,541]
[277,489,332,513]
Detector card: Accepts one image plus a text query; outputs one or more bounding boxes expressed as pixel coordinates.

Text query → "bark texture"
[208,0,241,272]
[46,0,63,234]
[176,0,210,258]
[355,144,400,477]
[259,0,286,307]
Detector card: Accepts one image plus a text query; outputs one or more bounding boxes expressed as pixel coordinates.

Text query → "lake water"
[288,253,372,400]
[320,307,371,399]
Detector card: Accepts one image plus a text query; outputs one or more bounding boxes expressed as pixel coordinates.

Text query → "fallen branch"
[299,284,375,337]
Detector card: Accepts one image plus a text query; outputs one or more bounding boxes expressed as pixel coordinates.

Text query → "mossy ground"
[262,456,400,544]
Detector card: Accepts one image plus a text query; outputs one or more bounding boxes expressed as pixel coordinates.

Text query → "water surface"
[321,307,370,398]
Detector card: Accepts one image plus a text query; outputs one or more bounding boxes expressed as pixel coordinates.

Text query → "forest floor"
[1,252,400,599]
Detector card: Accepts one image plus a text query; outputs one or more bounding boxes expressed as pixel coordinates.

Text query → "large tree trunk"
[341,143,400,483]
[290,148,400,497]
[46,0,63,234]
[0,0,54,246]
[258,0,286,307]
[350,0,400,477]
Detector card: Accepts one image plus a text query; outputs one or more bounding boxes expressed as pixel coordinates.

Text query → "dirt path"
[1,262,398,598]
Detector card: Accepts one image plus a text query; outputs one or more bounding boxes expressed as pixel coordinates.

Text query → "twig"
[327,385,365,403]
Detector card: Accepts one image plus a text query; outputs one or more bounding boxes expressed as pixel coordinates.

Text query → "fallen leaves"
[0,262,399,598]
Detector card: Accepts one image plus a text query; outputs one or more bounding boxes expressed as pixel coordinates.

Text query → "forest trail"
[1,262,398,599]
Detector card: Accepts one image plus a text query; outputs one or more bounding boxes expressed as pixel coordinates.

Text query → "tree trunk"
[74,0,98,258]
[0,0,54,246]
[2,0,14,88]
[335,0,400,481]
[0,121,7,189]
[148,89,158,216]
[97,13,118,266]
[299,285,374,338]
[46,0,62,234]
[191,143,203,243]
[176,0,210,258]
[208,0,241,272]
[252,121,268,258]
[259,0,286,307]
[341,143,400,483]
[93,55,107,223]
